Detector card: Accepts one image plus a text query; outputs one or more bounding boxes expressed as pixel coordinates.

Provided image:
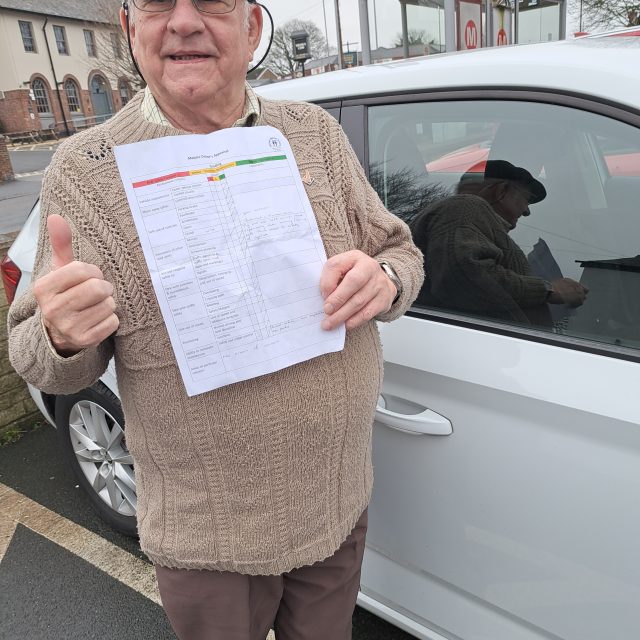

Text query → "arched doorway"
[31,78,55,129]
[89,74,114,124]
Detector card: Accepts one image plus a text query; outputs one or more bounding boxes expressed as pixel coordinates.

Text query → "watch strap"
[379,261,402,305]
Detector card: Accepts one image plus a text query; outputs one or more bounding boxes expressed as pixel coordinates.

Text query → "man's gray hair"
[128,0,252,29]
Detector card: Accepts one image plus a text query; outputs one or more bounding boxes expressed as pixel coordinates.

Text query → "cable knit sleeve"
[327,114,424,322]
[7,153,114,395]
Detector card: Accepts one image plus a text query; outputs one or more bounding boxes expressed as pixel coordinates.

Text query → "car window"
[323,107,340,121]
[368,100,640,351]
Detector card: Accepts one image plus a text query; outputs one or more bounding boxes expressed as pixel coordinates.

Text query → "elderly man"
[7,1,422,639]
[411,160,587,326]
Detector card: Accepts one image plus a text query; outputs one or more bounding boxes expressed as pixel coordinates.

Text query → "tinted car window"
[369,100,640,350]
[323,107,340,121]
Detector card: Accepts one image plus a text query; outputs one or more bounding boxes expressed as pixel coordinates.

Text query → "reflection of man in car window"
[411,160,588,327]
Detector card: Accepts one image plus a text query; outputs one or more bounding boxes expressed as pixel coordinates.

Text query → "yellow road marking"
[0,482,160,604]
[0,515,18,563]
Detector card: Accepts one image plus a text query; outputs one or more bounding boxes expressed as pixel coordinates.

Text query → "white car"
[3,34,640,640]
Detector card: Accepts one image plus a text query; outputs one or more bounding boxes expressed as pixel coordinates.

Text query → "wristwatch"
[379,261,403,305]
[543,280,554,301]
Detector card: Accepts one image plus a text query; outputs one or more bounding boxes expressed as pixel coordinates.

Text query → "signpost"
[291,31,312,78]
[343,51,358,67]
[457,0,482,50]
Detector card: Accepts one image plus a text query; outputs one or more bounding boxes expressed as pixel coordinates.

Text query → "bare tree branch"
[90,0,145,91]
[394,29,430,47]
[570,0,640,31]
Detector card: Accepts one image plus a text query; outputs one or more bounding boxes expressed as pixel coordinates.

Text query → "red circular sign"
[497,28,508,46]
[465,20,478,49]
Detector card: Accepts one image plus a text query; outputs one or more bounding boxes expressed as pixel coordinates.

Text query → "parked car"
[3,35,640,640]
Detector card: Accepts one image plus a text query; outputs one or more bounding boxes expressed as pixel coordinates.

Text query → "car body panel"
[365,317,640,638]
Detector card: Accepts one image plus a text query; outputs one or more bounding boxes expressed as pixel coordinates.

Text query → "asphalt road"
[0,426,415,640]
[9,143,59,176]
[0,143,58,236]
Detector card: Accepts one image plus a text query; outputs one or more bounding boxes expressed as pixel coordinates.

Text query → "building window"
[31,79,51,114]
[19,21,36,53]
[118,80,132,106]
[53,25,69,55]
[64,80,82,113]
[111,33,123,60]
[84,29,97,57]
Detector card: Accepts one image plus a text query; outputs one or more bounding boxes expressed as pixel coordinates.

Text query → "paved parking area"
[0,176,41,236]
[0,426,413,640]
[0,142,58,235]
[0,426,174,640]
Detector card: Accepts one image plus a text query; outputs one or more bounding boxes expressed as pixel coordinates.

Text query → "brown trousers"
[155,509,368,640]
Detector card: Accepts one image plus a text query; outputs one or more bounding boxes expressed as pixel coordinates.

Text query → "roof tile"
[0,0,119,25]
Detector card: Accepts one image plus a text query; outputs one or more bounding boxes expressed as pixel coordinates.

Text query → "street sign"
[343,51,358,68]
[291,31,311,62]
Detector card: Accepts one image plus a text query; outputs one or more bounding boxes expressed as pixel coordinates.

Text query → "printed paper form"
[114,125,345,397]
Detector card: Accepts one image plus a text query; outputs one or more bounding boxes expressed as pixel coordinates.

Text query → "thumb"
[47,214,74,270]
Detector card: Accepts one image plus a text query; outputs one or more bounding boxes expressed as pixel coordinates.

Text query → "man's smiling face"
[122,0,262,117]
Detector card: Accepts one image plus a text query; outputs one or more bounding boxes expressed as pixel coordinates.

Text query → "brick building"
[0,0,138,137]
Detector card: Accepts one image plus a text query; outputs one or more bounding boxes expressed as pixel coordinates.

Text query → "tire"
[55,383,138,537]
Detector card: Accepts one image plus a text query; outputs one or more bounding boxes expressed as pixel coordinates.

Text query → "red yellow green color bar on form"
[132,155,287,189]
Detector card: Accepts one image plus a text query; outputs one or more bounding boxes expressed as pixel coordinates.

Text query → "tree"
[393,29,429,47]
[571,0,640,31]
[265,20,329,79]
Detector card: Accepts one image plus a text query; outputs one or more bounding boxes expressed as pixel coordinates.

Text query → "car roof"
[256,38,640,111]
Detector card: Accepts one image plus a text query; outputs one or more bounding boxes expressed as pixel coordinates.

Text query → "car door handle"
[375,397,453,436]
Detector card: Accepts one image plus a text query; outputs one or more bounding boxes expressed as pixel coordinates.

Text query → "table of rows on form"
[131,153,336,389]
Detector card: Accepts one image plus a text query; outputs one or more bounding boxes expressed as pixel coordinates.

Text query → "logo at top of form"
[269,137,282,151]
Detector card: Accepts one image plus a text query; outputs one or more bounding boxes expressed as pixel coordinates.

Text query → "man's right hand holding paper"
[33,214,119,357]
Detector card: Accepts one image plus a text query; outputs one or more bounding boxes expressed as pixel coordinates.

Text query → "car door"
[341,94,640,640]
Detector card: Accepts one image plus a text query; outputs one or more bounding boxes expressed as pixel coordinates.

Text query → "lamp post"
[579,0,583,32]
[358,0,372,65]
[373,0,379,49]
[334,0,344,69]
[322,0,330,56]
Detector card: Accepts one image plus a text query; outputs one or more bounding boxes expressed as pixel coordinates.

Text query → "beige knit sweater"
[8,93,423,574]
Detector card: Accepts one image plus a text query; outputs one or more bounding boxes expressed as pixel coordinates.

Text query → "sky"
[255,0,402,57]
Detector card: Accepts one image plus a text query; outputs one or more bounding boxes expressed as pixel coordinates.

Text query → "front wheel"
[55,383,138,537]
